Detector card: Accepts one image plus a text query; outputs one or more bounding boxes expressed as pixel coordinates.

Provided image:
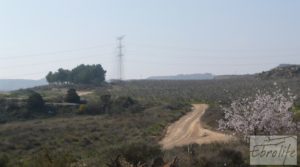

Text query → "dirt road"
[77,91,93,96]
[159,104,232,150]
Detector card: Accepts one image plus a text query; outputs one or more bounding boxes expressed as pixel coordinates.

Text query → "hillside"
[0,79,47,91]
[258,64,300,79]
[0,77,299,166]
[0,99,191,166]
[147,73,214,80]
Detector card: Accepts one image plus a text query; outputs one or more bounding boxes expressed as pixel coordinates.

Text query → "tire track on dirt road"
[160,104,232,150]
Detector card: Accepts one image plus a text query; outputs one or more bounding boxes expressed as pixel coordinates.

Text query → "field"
[0,77,300,166]
[107,78,300,104]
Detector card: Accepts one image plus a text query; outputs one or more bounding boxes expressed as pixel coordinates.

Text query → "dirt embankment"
[159,104,232,150]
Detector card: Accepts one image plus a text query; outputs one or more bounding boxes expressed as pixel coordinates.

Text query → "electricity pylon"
[117,36,125,80]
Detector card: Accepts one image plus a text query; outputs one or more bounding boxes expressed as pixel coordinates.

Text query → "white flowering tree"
[218,90,297,139]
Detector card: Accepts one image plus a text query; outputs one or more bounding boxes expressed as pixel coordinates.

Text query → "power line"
[131,44,300,54]
[125,58,280,66]
[0,54,116,78]
[0,43,114,60]
[1,41,298,78]
[1,50,290,72]
[126,51,300,59]
[2,72,50,77]
[0,52,114,71]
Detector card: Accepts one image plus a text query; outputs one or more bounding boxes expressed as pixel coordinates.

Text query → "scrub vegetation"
[0,65,300,166]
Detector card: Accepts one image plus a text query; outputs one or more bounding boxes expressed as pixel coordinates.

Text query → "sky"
[0,0,299,80]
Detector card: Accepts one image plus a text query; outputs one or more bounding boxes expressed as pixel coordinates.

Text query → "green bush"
[164,101,190,110]
[146,123,163,136]
[64,88,80,103]
[27,92,45,113]
[110,96,144,114]
[78,95,144,115]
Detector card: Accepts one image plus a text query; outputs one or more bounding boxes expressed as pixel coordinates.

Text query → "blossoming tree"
[218,90,297,139]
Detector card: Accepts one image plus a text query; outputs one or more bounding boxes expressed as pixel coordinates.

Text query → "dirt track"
[159,104,232,150]
[77,91,93,96]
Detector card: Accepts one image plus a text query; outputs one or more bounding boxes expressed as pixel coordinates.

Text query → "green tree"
[64,88,80,103]
[27,92,45,112]
[57,68,71,84]
[46,72,54,83]
[45,64,106,85]
[71,64,106,84]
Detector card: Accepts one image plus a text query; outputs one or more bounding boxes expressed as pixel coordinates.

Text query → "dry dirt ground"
[160,104,232,150]
[77,91,93,96]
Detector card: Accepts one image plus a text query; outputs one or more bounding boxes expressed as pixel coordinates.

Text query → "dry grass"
[0,104,190,166]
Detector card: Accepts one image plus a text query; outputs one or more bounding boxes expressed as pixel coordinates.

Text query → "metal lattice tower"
[117,36,125,80]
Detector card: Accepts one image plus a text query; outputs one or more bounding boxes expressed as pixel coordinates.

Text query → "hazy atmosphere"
[1,1,300,166]
[0,0,299,80]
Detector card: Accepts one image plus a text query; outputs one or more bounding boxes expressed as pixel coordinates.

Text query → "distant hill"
[214,74,254,80]
[258,64,300,79]
[0,79,47,91]
[147,73,214,80]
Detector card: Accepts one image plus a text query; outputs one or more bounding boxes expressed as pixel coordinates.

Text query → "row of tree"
[46,64,106,85]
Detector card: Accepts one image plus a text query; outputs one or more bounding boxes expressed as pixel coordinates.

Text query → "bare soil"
[77,91,93,96]
[159,104,232,150]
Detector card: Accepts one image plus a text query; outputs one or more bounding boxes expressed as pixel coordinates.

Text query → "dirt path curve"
[159,104,232,150]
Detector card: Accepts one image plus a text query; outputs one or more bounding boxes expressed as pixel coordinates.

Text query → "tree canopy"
[46,64,106,85]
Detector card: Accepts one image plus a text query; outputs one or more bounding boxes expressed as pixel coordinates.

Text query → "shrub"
[111,96,144,114]
[193,149,246,167]
[20,149,77,167]
[76,97,104,115]
[64,88,80,103]
[78,104,88,114]
[100,94,112,113]
[27,92,45,112]
[216,148,245,166]
[164,101,190,110]
[0,154,9,167]
[109,143,162,166]
[76,95,143,115]
[115,96,136,108]
[87,101,103,114]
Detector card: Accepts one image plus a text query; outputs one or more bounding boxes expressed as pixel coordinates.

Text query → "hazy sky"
[0,0,299,80]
